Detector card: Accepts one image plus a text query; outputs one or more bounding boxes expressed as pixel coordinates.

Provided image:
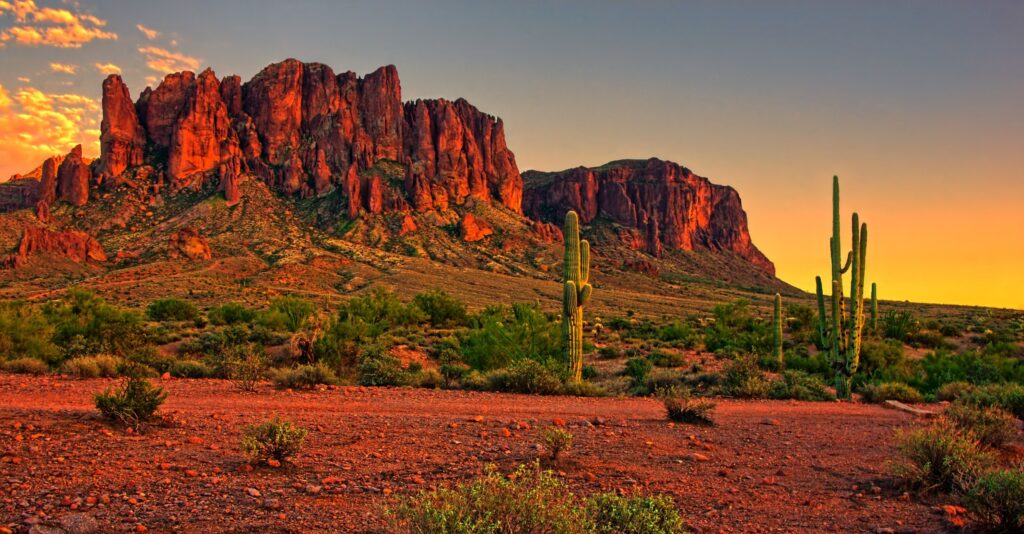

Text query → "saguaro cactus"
[562,211,592,383]
[870,283,878,336]
[816,176,869,399]
[773,293,784,366]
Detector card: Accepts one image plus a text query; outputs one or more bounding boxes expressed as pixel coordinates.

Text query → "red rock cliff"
[522,158,774,275]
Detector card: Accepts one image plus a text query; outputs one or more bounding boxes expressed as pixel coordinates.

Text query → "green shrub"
[487,359,562,395]
[0,301,59,364]
[146,298,198,322]
[257,296,316,332]
[625,356,653,383]
[769,370,836,401]
[656,321,700,349]
[659,387,715,426]
[358,351,409,387]
[861,382,924,404]
[541,426,573,461]
[720,357,769,398]
[62,355,123,378]
[893,420,994,493]
[226,344,267,392]
[1,357,49,375]
[586,493,686,534]
[562,380,607,397]
[858,339,909,381]
[649,351,685,368]
[957,383,1024,419]
[271,364,339,389]
[882,310,916,340]
[936,381,976,402]
[412,290,468,327]
[460,303,561,371]
[241,417,308,463]
[944,403,1018,448]
[168,359,214,378]
[965,469,1024,531]
[44,289,147,358]
[207,302,256,325]
[94,376,167,430]
[703,300,771,356]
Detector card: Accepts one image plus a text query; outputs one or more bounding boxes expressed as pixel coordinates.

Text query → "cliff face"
[522,159,774,275]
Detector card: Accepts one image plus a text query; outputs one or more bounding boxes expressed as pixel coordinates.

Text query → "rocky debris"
[459,212,493,242]
[523,158,775,274]
[4,226,107,268]
[168,227,212,260]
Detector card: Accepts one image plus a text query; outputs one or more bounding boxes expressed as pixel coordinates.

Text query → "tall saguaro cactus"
[562,211,592,383]
[773,293,784,366]
[815,176,869,399]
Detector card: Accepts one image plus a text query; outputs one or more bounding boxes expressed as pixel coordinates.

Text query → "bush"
[660,387,715,426]
[649,351,685,368]
[487,359,563,395]
[62,355,123,378]
[0,301,59,364]
[412,290,468,327]
[882,310,916,340]
[146,298,198,322]
[586,493,686,534]
[858,339,909,382]
[769,370,836,401]
[241,417,308,463]
[861,382,924,404]
[541,426,573,461]
[44,289,147,357]
[958,383,1024,419]
[94,376,167,430]
[936,381,976,402]
[720,357,769,398]
[271,364,339,389]
[167,359,214,379]
[562,380,607,397]
[358,351,409,387]
[965,469,1024,531]
[893,420,994,492]
[944,403,1018,448]
[460,303,561,371]
[226,344,266,392]
[257,296,316,333]
[656,321,700,349]
[1,357,49,375]
[625,356,653,383]
[207,302,256,325]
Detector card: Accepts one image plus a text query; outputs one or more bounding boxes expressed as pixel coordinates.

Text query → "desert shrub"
[916,350,1024,394]
[944,403,1018,448]
[703,300,772,357]
[412,290,468,327]
[597,346,622,359]
[586,493,686,534]
[882,310,916,340]
[94,375,167,430]
[561,380,607,397]
[241,417,308,463]
[44,289,147,358]
[414,368,444,389]
[207,302,256,325]
[660,386,715,426]
[460,303,561,371]
[177,325,250,358]
[271,363,339,389]
[314,289,426,368]
[769,370,836,401]
[656,321,700,349]
[783,350,829,375]
[168,359,214,379]
[649,351,685,368]
[905,330,950,350]
[964,469,1024,531]
[958,383,1024,419]
[257,296,316,333]
[625,356,653,383]
[936,381,976,402]
[861,382,924,404]
[1,357,49,375]
[461,370,490,391]
[644,369,687,394]
[541,426,573,461]
[358,350,409,387]
[226,344,267,391]
[785,304,818,344]
[0,301,59,364]
[893,420,994,492]
[62,355,123,378]
[858,339,910,382]
[486,359,562,395]
[720,356,769,398]
[146,298,198,322]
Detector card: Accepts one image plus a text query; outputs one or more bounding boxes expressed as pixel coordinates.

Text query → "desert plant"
[768,370,836,401]
[944,403,1018,449]
[562,210,593,384]
[870,283,878,336]
[412,290,469,327]
[720,356,769,398]
[459,303,562,371]
[258,296,316,333]
[660,386,715,426]
[94,375,167,430]
[882,310,916,341]
[815,176,870,399]
[167,359,214,378]
[241,417,308,463]
[625,356,653,384]
[62,355,123,378]
[964,468,1024,531]
[358,350,409,387]
[227,344,267,392]
[270,363,340,389]
[0,301,60,364]
[936,381,976,402]
[486,359,562,395]
[541,426,573,461]
[146,298,199,322]
[44,289,147,358]
[958,383,1024,419]
[207,302,256,325]
[772,293,783,366]
[861,382,924,404]
[1,357,49,375]
[586,493,686,534]
[893,420,994,493]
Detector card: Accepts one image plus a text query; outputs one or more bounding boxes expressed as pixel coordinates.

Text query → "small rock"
[685,453,710,462]
[266,459,281,468]
[304,485,322,495]
[246,488,261,498]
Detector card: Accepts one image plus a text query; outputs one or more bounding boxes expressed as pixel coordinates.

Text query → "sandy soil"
[0,374,953,533]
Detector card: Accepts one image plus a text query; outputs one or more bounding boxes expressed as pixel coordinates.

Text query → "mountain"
[0,59,786,311]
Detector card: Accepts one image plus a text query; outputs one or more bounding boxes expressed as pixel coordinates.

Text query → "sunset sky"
[1,1,1022,309]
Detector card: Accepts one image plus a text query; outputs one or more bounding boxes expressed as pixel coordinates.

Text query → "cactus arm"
[840,251,853,274]
[580,240,590,285]
[579,283,592,307]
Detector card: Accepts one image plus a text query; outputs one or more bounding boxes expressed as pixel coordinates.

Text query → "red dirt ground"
[0,374,953,533]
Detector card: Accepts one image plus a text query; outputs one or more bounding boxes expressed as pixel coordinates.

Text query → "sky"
[1,0,1022,309]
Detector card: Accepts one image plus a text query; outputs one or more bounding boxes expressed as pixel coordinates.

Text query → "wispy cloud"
[16,76,31,83]
[0,0,117,48]
[49,62,77,74]
[94,62,121,75]
[0,83,100,179]
[136,23,159,40]
[138,46,201,74]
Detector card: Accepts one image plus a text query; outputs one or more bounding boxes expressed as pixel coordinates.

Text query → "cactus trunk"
[815,276,827,349]
[773,293,784,366]
[562,211,592,383]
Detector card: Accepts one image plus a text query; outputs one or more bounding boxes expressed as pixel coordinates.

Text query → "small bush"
[2,357,49,375]
[893,420,994,493]
[271,364,339,389]
[241,417,308,463]
[625,356,653,383]
[487,360,562,395]
[660,386,715,426]
[412,290,468,327]
[541,426,573,461]
[562,380,607,397]
[258,296,316,333]
[720,357,769,398]
[168,359,214,379]
[226,344,267,392]
[882,310,916,340]
[62,355,123,379]
[586,493,686,534]
[0,301,60,364]
[965,469,1024,531]
[94,376,167,430]
[958,383,1024,419]
[936,381,976,402]
[358,352,409,387]
[944,403,1018,448]
[769,370,836,401]
[861,382,924,404]
[207,302,256,325]
[649,351,685,368]
[146,298,199,322]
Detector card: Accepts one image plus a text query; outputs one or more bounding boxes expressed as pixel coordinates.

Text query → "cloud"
[16,76,30,83]
[136,23,159,40]
[0,83,100,180]
[49,62,77,74]
[94,62,121,75]
[138,46,201,74]
[0,0,117,48]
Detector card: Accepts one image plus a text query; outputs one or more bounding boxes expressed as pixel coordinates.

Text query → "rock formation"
[168,227,213,261]
[523,158,774,274]
[459,212,494,242]
[4,226,106,268]
[97,75,146,182]
[55,145,90,207]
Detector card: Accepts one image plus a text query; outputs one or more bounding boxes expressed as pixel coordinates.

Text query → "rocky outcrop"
[97,75,145,182]
[168,227,212,260]
[523,159,774,274]
[56,145,90,207]
[459,212,494,242]
[4,226,106,268]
